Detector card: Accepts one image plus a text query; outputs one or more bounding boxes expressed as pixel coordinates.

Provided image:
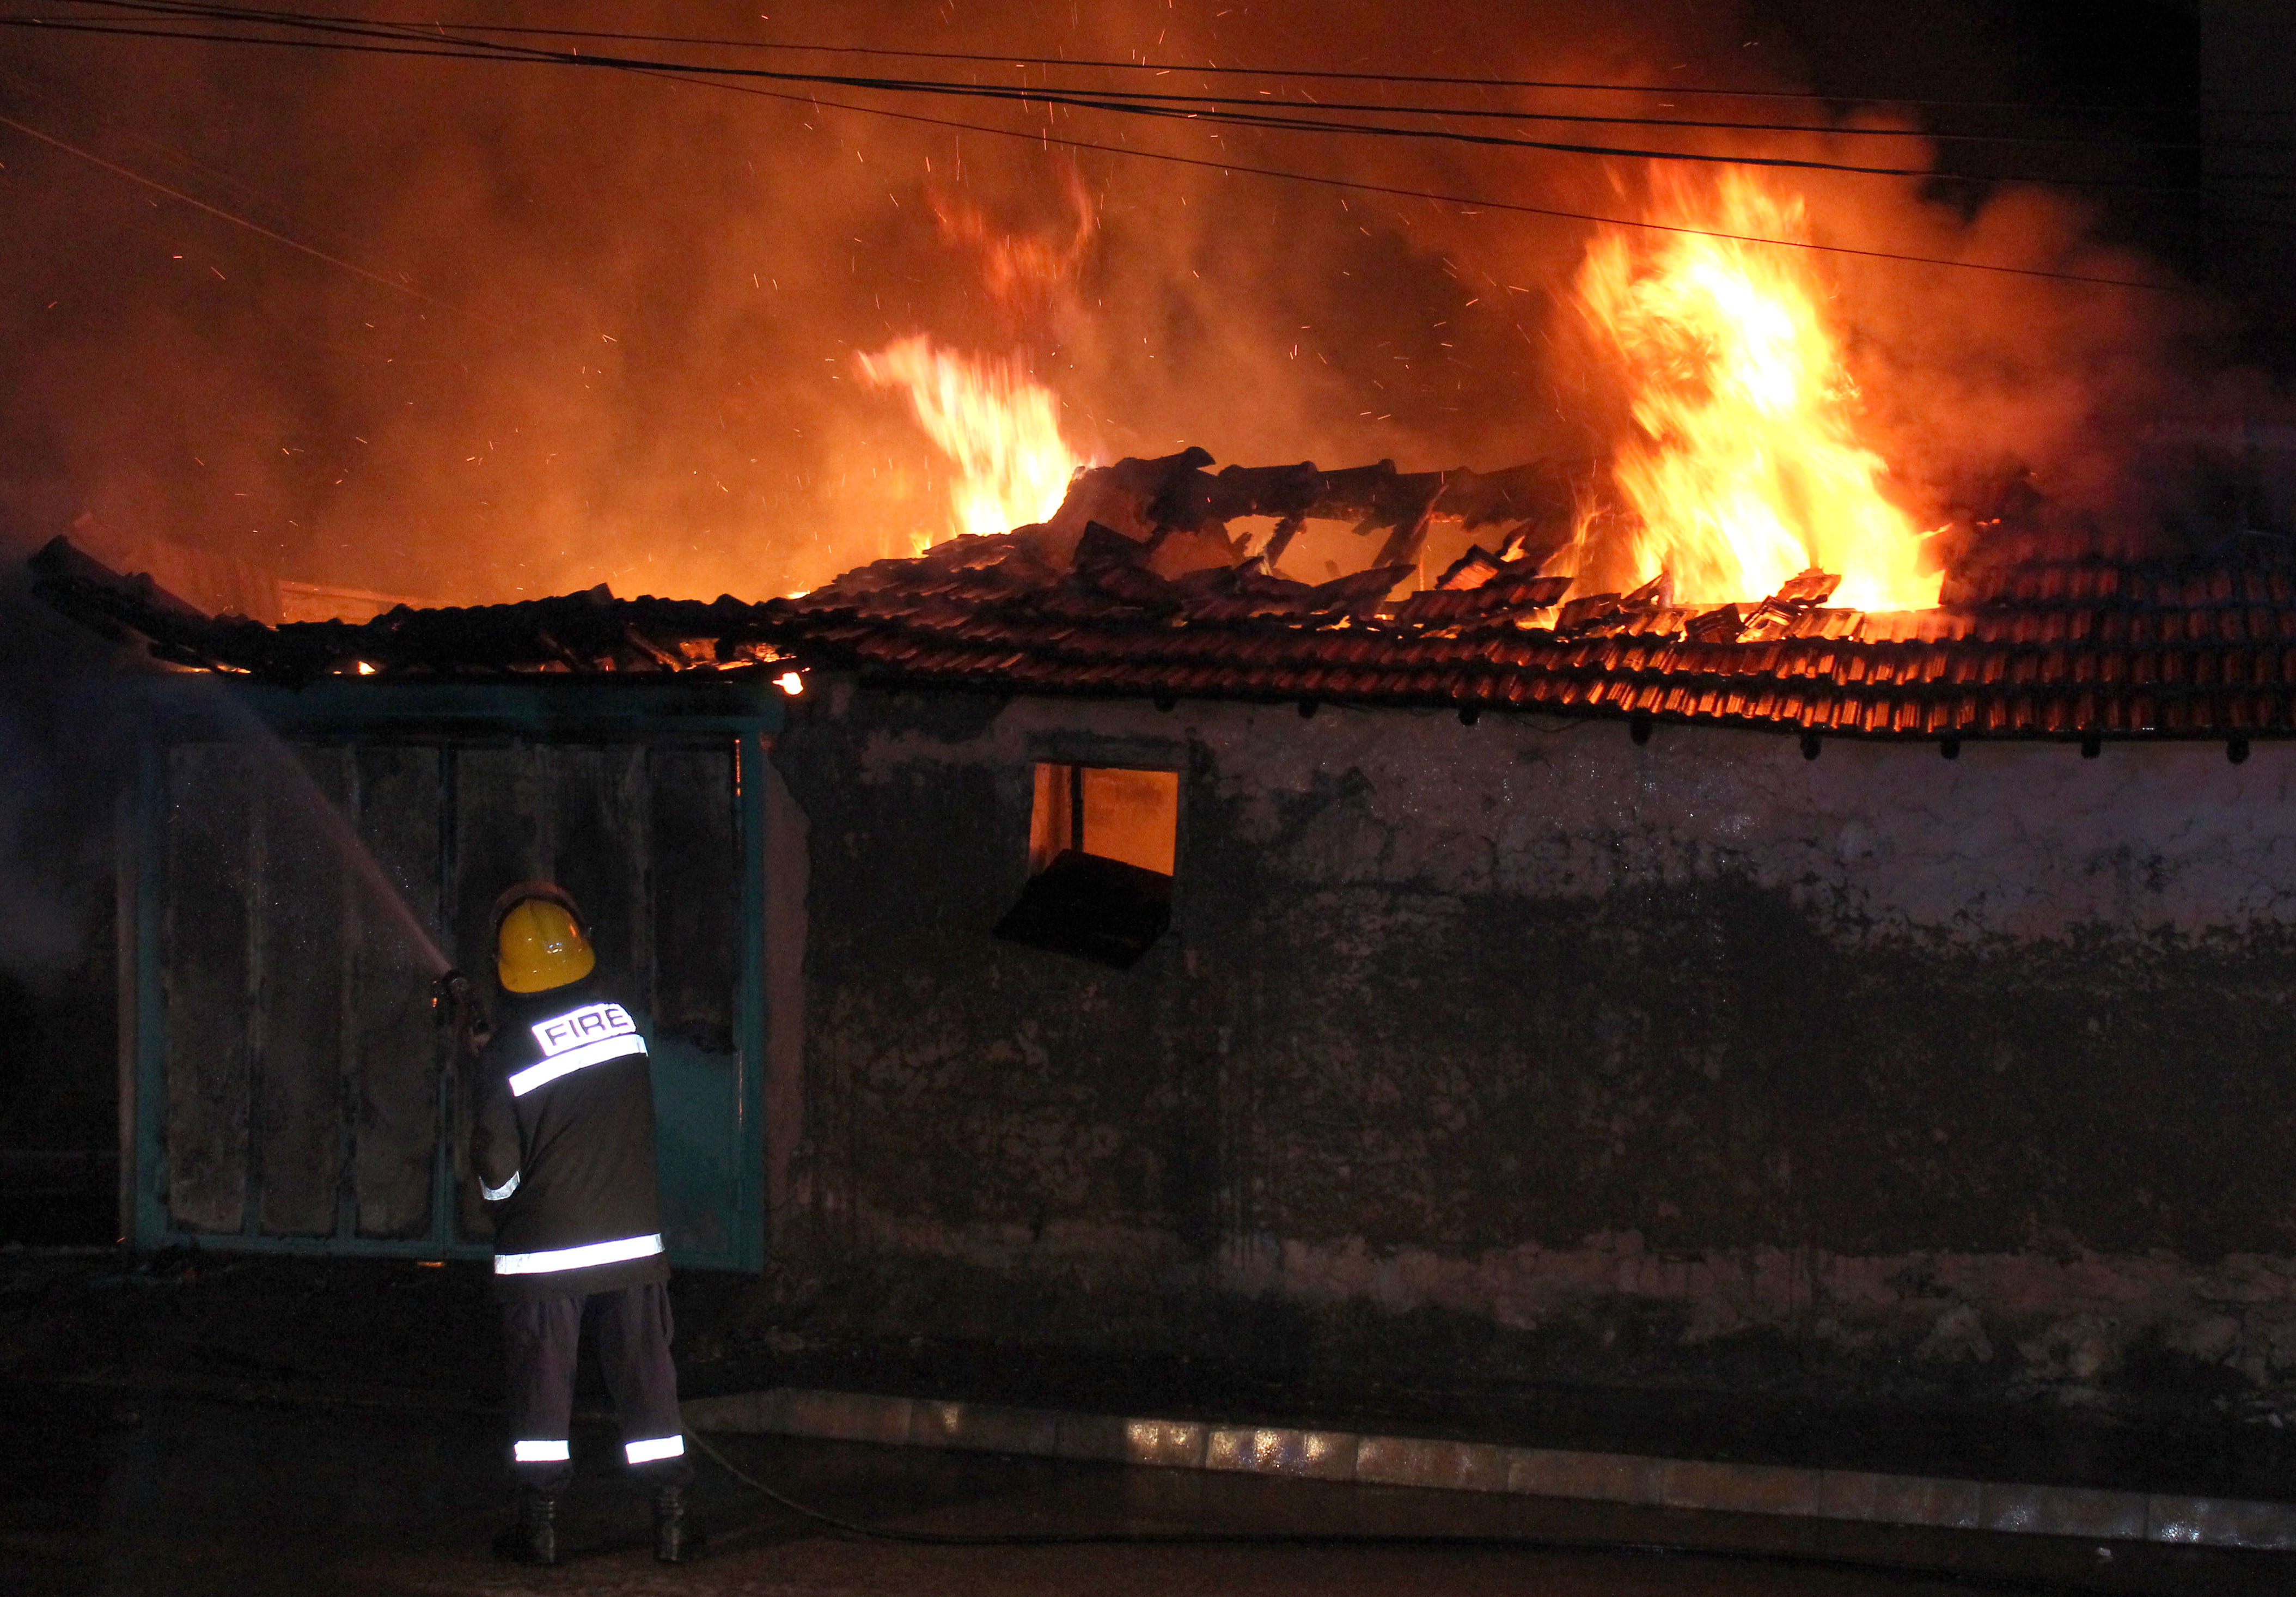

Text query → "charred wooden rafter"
[50,452,2280,747]
[1118,446,1584,575]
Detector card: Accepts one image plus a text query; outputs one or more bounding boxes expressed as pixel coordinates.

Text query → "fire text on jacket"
[534,1002,636,1057]
[509,1002,648,1097]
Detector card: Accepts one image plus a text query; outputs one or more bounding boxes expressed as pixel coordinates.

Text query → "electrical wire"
[685,1430,2169,1597]
[571,66,2222,297]
[53,0,2269,155]
[0,107,518,333]
[9,4,2281,197]
[54,0,2260,124]
[0,54,281,205]
[0,13,2221,292]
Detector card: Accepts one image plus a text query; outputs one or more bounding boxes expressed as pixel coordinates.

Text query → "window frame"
[999,735,1193,967]
[1028,760,1181,879]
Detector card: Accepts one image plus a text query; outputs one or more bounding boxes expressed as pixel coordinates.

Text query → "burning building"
[35,395,2296,1406]
[20,20,2296,1411]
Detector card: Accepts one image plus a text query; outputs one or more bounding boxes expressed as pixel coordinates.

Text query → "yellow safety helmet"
[496,895,596,993]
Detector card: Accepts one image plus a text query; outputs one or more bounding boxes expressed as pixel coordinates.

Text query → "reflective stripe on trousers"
[493,1232,663,1275]
[502,1282,689,1492]
[512,1438,569,1464]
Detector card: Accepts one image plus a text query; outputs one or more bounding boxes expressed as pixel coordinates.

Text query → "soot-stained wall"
[771,681,2296,1395]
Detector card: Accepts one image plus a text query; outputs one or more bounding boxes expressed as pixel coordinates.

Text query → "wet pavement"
[9,1251,2293,1507]
[5,1383,2296,1596]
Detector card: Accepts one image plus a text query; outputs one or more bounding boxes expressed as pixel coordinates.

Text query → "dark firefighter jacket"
[471,972,670,1303]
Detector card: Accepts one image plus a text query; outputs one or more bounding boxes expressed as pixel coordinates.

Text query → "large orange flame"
[1574,168,1940,611]
[856,334,1085,544]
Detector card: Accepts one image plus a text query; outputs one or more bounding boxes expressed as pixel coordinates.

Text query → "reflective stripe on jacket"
[472,973,669,1302]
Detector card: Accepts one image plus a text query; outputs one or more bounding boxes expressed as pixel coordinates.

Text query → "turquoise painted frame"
[122,677,784,1271]
[732,726,770,1272]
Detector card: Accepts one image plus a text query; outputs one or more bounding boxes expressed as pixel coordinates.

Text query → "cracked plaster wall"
[772,680,2296,1393]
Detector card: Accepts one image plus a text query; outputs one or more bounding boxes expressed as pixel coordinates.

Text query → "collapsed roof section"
[30,448,2296,743]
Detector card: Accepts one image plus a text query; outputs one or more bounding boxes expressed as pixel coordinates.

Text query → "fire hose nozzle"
[432,968,495,1054]
[431,969,475,1022]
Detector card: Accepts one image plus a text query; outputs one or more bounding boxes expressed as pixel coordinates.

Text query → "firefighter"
[466,882,697,1566]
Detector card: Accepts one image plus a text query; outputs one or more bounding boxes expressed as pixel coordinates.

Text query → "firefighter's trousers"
[503,1281,692,1495]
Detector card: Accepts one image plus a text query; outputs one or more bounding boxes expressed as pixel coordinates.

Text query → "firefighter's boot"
[654,1484,702,1563]
[492,1489,560,1566]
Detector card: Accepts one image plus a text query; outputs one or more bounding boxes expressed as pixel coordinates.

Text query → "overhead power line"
[0,56,283,204]
[0,107,516,330]
[7,7,2281,199]
[0,8,2206,295]
[71,0,2245,122]
[660,69,2209,295]
[59,0,2271,155]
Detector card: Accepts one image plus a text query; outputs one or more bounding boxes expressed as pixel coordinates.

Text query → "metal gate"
[121,686,773,1273]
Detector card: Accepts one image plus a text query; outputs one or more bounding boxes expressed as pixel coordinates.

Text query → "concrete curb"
[682,1386,2296,1552]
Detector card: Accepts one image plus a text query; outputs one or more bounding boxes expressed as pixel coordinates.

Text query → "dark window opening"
[996,764,1178,968]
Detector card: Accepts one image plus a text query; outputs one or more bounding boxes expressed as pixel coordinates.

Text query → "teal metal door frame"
[121,679,783,1271]
[731,726,770,1272]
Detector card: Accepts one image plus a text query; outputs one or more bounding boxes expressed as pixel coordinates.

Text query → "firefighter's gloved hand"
[430,969,474,1020]
[432,970,495,1052]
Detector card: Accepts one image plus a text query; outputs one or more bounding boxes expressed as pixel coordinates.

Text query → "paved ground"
[8,1251,2293,1504]
[6,1250,2296,1593]
[5,1384,2295,1597]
